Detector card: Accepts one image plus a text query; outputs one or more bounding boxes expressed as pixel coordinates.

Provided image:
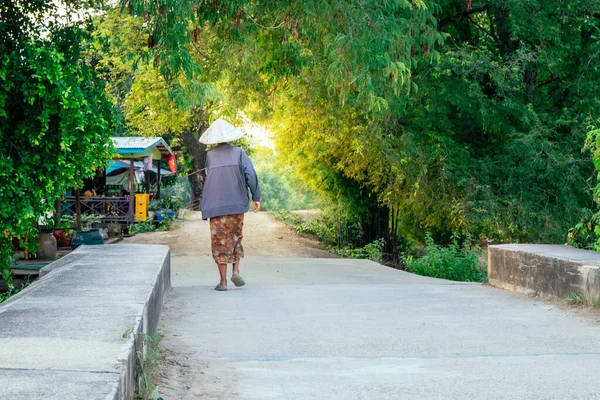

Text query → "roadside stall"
[61,137,177,227]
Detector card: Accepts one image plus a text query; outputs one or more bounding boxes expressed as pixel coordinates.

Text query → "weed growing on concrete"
[567,292,600,308]
[123,328,164,400]
[135,332,164,400]
[567,292,585,305]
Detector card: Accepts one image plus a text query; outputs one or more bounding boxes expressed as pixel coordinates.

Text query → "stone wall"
[488,244,600,300]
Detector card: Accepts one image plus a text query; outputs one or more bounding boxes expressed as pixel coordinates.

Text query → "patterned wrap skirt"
[210,213,245,264]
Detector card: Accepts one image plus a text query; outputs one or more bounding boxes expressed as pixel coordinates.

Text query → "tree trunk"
[524,66,537,103]
[75,190,82,231]
[455,0,473,43]
[182,129,207,208]
[54,198,62,227]
[157,160,162,199]
[490,5,517,57]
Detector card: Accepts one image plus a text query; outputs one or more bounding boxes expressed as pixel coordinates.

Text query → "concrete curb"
[0,244,171,400]
[488,244,600,299]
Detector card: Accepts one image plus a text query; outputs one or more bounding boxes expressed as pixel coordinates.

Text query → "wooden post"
[128,160,135,224]
[54,198,62,227]
[75,189,82,231]
[157,160,161,200]
[145,170,151,194]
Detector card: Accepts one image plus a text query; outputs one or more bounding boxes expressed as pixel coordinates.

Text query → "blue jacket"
[201,144,261,220]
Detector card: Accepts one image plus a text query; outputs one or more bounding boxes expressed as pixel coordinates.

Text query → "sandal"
[231,274,246,287]
[214,283,227,291]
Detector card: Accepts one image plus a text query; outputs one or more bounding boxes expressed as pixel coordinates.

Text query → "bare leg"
[217,263,227,287]
[232,259,240,277]
[231,259,246,287]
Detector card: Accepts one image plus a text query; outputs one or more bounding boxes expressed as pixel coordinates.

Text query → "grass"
[121,328,165,400]
[567,292,600,308]
[567,292,585,305]
[137,332,164,400]
[272,211,386,262]
[332,238,386,262]
[271,210,336,245]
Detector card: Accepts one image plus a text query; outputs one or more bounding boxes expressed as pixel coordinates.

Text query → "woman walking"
[200,119,261,291]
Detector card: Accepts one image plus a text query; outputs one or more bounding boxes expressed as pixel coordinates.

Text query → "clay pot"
[36,233,57,260]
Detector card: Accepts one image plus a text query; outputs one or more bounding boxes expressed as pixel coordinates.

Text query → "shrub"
[129,220,156,234]
[160,197,182,212]
[148,200,160,212]
[333,238,385,262]
[156,219,172,231]
[272,211,337,245]
[130,218,174,234]
[272,210,304,227]
[404,233,487,282]
[0,285,19,304]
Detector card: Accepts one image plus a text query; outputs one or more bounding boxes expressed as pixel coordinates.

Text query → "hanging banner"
[166,154,177,173]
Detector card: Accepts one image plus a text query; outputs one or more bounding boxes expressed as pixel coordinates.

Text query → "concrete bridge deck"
[158,255,600,399]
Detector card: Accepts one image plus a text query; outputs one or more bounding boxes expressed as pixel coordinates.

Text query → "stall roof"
[112,137,174,160]
[107,160,174,176]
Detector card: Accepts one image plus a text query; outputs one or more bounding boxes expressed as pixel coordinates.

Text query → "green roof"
[112,137,174,160]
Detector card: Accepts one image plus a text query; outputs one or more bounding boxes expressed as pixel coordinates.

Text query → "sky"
[242,123,275,150]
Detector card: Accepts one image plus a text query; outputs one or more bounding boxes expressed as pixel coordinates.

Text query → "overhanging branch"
[439,5,492,30]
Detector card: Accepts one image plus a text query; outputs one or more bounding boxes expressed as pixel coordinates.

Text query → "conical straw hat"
[199,118,245,145]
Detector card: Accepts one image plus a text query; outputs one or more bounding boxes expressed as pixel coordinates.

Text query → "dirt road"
[123,211,333,258]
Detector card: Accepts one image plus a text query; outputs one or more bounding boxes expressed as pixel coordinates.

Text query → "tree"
[271,0,600,244]
[118,0,600,250]
[92,9,239,205]
[120,0,439,108]
[0,2,115,282]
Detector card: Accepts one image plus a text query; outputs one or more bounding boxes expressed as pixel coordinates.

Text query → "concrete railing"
[0,244,170,400]
[488,244,600,300]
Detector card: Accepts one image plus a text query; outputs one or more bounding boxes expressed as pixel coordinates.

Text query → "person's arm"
[240,149,261,211]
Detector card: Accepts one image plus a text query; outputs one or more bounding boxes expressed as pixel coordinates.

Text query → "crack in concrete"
[0,366,120,375]
[204,352,600,363]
